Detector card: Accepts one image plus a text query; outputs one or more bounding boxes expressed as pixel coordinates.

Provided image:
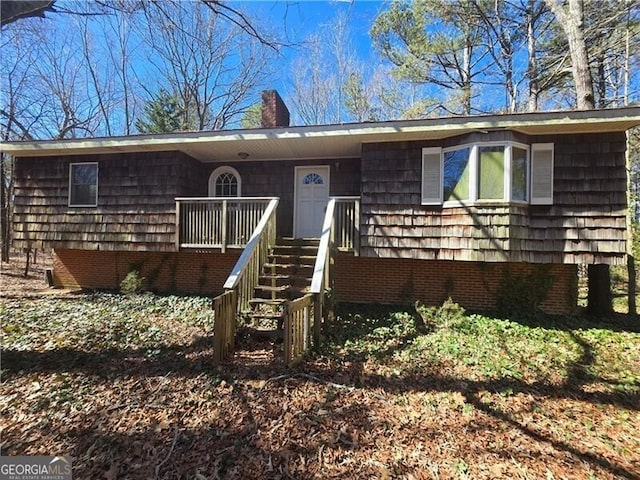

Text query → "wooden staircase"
[248,237,320,329]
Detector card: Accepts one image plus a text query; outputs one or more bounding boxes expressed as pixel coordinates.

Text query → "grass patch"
[1,293,214,353]
[325,301,640,394]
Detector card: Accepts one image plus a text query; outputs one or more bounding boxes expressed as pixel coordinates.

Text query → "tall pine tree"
[135,90,188,134]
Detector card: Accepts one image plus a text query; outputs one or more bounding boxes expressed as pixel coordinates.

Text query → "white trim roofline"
[2,107,639,162]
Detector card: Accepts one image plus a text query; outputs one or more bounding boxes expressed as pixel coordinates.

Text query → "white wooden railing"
[307,198,337,347]
[310,198,336,296]
[305,196,360,348]
[222,198,279,312]
[333,197,360,254]
[283,293,314,367]
[175,197,273,251]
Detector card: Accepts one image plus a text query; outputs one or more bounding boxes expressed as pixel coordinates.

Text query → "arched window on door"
[208,166,241,197]
[303,173,324,185]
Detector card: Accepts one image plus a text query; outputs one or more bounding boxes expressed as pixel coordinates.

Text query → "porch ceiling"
[2,107,639,162]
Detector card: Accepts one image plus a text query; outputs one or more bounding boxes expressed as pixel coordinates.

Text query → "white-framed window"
[208,166,241,197]
[69,162,98,207]
[421,142,553,206]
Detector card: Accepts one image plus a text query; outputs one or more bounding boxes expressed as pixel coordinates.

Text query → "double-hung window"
[69,162,98,207]
[422,142,553,206]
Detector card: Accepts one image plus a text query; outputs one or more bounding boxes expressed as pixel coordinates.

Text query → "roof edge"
[2,106,639,157]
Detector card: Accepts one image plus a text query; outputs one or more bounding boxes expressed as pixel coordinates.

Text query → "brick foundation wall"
[334,256,578,315]
[53,249,578,314]
[53,249,240,296]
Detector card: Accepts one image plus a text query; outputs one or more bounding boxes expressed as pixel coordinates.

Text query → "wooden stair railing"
[212,289,237,365]
[223,198,279,312]
[283,196,360,366]
[212,197,278,364]
[283,293,314,367]
[211,195,358,367]
[280,199,335,366]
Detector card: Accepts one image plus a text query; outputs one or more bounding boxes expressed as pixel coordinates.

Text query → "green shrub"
[415,297,467,330]
[496,266,553,320]
[120,270,146,295]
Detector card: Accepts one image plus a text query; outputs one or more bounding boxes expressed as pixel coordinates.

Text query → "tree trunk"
[596,56,606,108]
[505,48,516,112]
[628,255,637,317]
[624,6,630,105]
[526,0,539,112]
[462,40,472,115]
[0,154,10,262]
[545,0,595,109]
[547,0,608,314]
[587,264,612,315]
[627,128,637,317]
[23,248,31,277]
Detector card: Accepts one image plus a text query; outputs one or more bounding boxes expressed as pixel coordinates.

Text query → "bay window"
[422,142,553,206]
[478,145,505,200]
[443,147,471,202]
[511,147,528,202]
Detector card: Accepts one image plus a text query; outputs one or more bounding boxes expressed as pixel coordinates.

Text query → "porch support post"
[175,200,181,251]
[354,199,360,256]
[221,199,228,253]
[314,292,322,347]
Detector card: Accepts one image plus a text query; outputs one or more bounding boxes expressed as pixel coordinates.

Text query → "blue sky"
[241,1,388,82]
[256,0,385,52]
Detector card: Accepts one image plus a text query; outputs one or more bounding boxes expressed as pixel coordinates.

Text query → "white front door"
[294,166,330,238]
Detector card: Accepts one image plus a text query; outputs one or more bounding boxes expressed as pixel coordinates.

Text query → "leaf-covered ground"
[1,264,639,479]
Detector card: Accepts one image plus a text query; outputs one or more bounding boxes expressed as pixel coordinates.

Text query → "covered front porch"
[174,197,360,254]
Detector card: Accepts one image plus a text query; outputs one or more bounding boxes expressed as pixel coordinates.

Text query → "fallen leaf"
[104,465,119,480]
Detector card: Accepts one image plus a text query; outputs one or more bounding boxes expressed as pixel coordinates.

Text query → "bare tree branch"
[0,1,56,26]
[201,0,282,50]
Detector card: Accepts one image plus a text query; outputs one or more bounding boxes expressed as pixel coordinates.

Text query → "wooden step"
[248,310,285,320]
[258,274,312,287]
[277,237,320,247]
[262,263,314,275]
[252,287,310,301]
[271,245,318,256]
[243,326,284,341]
[254,284,289,294]
[268,254,316,265]
[248,298,288,306]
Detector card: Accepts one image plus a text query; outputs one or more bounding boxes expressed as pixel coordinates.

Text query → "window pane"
[512,147,527,201]
[215,172,239,197]
[73,164,97,184]
[443,148,470,202]
[70,185,91,205]
[303,173,323,185]
[70,164,97,206]
[478,146,504,200]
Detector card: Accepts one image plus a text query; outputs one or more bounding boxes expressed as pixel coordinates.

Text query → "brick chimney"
[261,90,290,128]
